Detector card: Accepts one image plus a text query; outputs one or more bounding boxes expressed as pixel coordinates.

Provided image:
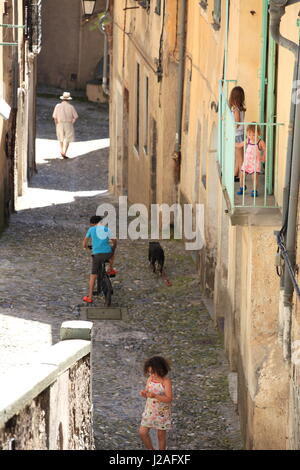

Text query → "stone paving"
[0,91,242,450]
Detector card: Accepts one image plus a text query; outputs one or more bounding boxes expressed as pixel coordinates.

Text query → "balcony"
[218,82,284,222]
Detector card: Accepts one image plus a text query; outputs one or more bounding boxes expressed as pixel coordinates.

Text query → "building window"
[135,63,140,152]
[212,0,221,31]
[155,0,161,15]
[144,76,149,154]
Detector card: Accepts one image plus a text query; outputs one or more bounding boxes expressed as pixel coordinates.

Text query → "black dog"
[149,242,165,275]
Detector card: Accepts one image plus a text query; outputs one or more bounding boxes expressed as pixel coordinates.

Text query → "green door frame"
[266,36,277,195]
[259,0,269,124]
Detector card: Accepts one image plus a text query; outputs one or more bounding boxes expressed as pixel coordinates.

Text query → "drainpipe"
[281,46,300,360]
[270,0,299,239]
[270,0,300,359]
[269,0,299,56]
[284,47,300,295]
[174,0,187,188]
[99,0,110,96]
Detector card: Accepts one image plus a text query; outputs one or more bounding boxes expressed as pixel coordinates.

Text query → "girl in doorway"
[139,356,173,450]
[236,124,266,197]
[229,86,246,181]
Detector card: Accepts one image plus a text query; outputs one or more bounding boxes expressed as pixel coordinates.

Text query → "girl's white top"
[231,107,245,137]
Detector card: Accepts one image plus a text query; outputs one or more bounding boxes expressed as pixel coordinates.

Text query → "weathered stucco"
[68,357,94,450]
[108,0,300,449]
[37,0,107,91]
[0,389,49,450]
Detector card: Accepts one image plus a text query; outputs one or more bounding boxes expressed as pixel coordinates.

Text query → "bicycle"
[94,259,114,307]
[86,245,114,307]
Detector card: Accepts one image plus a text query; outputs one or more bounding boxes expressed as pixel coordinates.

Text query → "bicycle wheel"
[101,275,112,307]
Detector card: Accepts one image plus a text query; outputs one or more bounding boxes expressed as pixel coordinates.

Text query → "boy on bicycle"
[82,216,117,303]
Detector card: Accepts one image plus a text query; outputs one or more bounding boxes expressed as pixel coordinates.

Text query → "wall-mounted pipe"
[269,0,299,57]
[282,46,300,360]
[270,0,300,242]
[175,0,187,154]
[98,0,110,96]
[270,0,299,251]
[174,0,187,186]
[270,0,300,359]
[284,46,300,300]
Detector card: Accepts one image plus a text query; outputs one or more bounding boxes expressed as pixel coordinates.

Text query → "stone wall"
[0,322,94,451]
[68,357,94,450]
[0,389,49,450]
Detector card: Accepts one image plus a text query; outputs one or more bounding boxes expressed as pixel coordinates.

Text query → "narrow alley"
[0,92,242,450]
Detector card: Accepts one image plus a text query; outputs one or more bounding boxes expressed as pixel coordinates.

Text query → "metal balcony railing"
[218,81,284,211]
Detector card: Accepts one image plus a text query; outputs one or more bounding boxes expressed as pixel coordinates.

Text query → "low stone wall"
[0,321,94,450]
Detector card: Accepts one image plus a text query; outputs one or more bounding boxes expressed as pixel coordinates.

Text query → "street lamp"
[81,0,96,17]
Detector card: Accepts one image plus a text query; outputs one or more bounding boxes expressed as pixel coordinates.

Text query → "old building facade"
[0,0,41,230]
[37,0,107,94]
[109,0,300,449]
[109,0,180,206]
[179,0,299,450]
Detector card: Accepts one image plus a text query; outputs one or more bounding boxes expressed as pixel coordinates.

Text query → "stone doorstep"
[60,321,93,341]
[80,307,128,321]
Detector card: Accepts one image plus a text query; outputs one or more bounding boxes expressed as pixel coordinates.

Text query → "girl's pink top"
[241,139,263,174]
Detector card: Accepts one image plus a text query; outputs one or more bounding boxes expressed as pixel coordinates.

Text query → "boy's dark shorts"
[91,253,113,275]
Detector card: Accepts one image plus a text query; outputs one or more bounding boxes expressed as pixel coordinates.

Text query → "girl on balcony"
[237,124,266,197]
[229,86,246,182]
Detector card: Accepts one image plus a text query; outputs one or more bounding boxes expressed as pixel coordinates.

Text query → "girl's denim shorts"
[235,135,244,144]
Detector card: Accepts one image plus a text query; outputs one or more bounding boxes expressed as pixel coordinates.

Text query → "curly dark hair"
[143,356,170,377]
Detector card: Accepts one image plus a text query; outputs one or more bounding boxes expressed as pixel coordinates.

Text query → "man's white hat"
[60,91,73,100]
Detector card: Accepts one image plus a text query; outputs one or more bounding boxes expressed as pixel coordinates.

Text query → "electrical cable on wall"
[276,232,300,301]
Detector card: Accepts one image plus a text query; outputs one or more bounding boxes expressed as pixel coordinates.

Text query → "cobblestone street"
[0,92,242,450]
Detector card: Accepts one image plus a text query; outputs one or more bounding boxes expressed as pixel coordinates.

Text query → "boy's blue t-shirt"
[86,225,113,255]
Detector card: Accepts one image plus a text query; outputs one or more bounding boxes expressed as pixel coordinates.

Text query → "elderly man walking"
[52,91,78,159]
